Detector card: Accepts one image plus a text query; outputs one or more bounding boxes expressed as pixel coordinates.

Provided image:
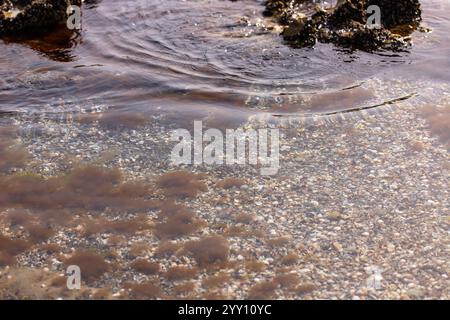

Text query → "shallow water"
[0,1,449,300]
[0,0,449,124]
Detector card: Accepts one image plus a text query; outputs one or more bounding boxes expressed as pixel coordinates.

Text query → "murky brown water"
[1,0,449,124]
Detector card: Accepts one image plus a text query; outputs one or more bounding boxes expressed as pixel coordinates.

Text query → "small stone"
[327,211,341,221]
[407,288,425,299]
[333,242,343,252]
[386,243,395,253]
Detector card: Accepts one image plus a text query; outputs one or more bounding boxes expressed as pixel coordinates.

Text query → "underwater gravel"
[4,101,450,300]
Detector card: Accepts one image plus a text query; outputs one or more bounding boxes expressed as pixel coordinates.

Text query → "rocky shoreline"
[1,0,425,51]
[264,0,423,51]
[0,0,81,36]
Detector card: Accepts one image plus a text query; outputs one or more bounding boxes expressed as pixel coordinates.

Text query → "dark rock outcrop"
[367,0,421,28]
[264,0,423,51]
[0,0,81,36]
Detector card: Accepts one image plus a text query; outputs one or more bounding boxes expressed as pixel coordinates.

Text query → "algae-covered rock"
[367,0,422,28]
[0,0,81,36]
[264,0,423,51]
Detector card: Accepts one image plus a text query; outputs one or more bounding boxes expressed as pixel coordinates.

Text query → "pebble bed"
[0,100,448,300]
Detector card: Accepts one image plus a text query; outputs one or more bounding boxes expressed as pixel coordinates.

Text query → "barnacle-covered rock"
[264,0,423,51]
[328,0,367,28]
[367,0,422,28]
[0,0,81,36]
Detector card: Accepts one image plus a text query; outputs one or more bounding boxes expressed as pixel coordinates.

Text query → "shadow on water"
[1,26,81,62]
